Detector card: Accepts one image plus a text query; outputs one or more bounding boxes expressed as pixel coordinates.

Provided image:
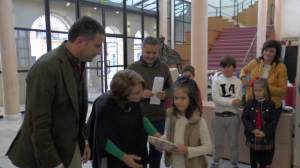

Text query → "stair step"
[220,33,256,38]
[216,38,254,43]
[212,46,256,50]
[209,57,245,61]
[224,27,257,31]
[223,29,257,33]
[222,31,256,35]
[209,50,250,54]
[214,42,256,47]
[208,53,247,57]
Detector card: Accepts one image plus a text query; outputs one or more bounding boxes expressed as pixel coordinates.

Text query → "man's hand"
[122,154,143,168]
[143,90,154,98]
[81,144,91,163]
[156,91,166,100]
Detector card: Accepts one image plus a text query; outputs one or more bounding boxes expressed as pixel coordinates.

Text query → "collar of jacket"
[63,41,82,65]
[140,56,160,68]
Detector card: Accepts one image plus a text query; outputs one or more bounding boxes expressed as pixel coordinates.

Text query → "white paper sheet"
[150,76,164,105]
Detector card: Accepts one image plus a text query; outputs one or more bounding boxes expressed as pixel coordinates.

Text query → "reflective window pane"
[127,38,142,65]
[105,9,124,35]
[106,66,124,90]
[15,29,47,69]
[144,16,157,37]
[144,0,157,13]
[175,21,184,42]
[51,32,68,50]
[50,0,76,31]
[87,68,103,102]
[84,0,123,8]
[174,0,184,21]
[80,3,103,24]
[127,0,142,11]
[13,0,45,28]
[127,12,142,37]
[105,37,124,66]
[183,2,191,22]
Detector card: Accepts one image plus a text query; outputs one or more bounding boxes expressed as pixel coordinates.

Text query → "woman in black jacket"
[88,69,160,168]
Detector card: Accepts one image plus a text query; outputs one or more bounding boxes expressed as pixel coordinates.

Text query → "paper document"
[148,136,177,152]
[150,76,164,105]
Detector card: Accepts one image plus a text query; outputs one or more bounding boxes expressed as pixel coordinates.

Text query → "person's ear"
[74,36,86,46]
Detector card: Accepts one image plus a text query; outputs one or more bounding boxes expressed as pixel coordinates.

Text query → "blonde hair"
[251,78,271,101]
[110,69,144,104]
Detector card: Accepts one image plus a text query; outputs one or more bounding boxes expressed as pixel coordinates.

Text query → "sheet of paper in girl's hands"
[150,76,164,105]
[148,136,177,152]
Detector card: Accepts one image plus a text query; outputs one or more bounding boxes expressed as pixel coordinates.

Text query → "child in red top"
[242,78,280,168]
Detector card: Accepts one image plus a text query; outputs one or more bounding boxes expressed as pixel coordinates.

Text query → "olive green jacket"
[6,43,88,168]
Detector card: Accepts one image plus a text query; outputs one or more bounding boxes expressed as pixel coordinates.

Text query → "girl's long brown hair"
[172,76,202,119]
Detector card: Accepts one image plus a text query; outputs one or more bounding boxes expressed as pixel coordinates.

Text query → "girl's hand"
[252,129,261,137]
[153,132,162,138]
[156,91,166,100]
[122,154,143,168]
[257,131,265,138]
[173,144,188,155]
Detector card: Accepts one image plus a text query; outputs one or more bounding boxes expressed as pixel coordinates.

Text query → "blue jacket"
[242,99,280,145]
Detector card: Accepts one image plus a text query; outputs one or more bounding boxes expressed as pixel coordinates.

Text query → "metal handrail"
[242,34,257,66]
[207,0,258,19]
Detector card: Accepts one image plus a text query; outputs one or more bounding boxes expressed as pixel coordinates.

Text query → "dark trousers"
[149,120,165,168]
[250,148,274,168]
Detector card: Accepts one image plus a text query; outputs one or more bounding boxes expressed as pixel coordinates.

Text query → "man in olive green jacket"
[6,16,105,168]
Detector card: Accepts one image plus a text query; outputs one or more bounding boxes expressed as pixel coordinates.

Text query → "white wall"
[0,46,3,106]
[282,0,300,38]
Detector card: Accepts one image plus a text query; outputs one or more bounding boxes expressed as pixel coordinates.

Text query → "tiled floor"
[0,116,250,168]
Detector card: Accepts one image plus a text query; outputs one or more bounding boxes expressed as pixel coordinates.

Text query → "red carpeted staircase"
[208,27,257,71]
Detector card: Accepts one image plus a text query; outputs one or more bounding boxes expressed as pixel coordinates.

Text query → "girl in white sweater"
[164,77,212,168]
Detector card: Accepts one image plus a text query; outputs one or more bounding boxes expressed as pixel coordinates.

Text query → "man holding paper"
[128,36,173,168]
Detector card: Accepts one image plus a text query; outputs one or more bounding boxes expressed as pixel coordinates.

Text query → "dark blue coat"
[242,100,280,145]
[87,93,148,168]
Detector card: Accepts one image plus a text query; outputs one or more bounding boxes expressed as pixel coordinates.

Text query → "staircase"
[208,27,257,71]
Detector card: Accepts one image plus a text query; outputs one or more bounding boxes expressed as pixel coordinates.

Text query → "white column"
[159,0,168,43]
[0,49,3,117]
[274,0,284,40]
[170,0,175,48]
[0,0,21,120]
[256,0,268,57]
[191,0,208,102]
[294,38,300,168]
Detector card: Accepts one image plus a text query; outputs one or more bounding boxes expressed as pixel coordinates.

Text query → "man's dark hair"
[68,16,105,42]
[142,36,159,47]
[220,55,236,68]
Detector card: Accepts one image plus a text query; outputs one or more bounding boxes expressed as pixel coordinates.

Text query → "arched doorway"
[30,13,70,62]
